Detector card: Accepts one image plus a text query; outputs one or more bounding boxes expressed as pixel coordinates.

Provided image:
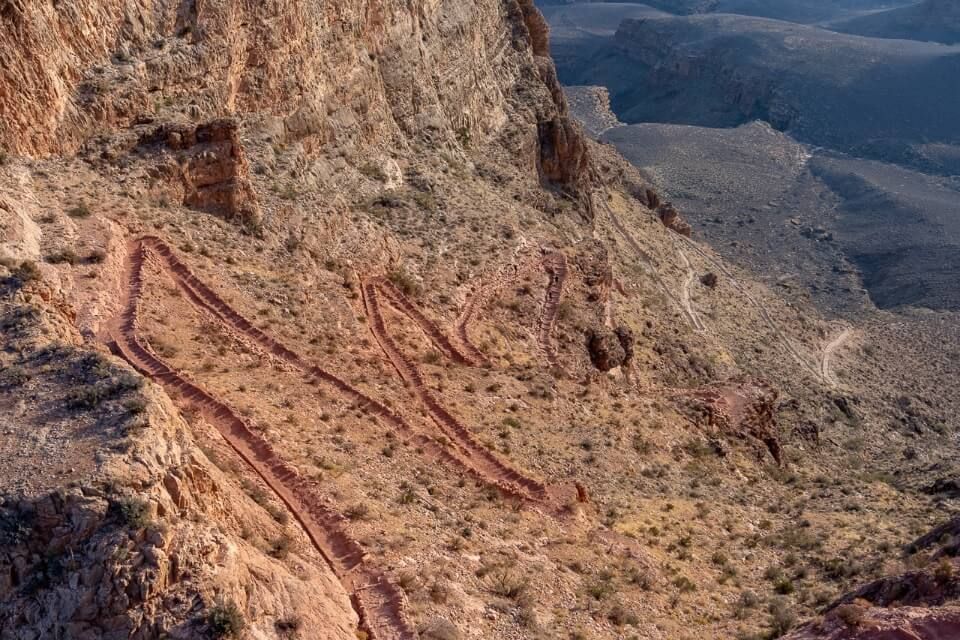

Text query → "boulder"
[587,326,630,372]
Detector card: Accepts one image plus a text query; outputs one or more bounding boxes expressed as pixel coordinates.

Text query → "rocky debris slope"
[786,518,960,639]
[0,272,355,638]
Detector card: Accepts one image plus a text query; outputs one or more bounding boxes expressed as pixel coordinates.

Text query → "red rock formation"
[657,202,692,237]
[140,120,262,232]
[518,0,551,58]
[786,605,960,640]
[675,378,782,464]
[537,116,593,201]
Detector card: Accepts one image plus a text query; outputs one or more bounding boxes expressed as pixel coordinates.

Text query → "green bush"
[111,498,151,529]
[208,600,245,638]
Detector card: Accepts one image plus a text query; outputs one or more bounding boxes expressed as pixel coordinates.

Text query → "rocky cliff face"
[0,0,590,195]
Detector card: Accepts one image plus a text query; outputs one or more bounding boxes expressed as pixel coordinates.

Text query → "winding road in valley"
[599,191,853,384]
[672,232,826,381]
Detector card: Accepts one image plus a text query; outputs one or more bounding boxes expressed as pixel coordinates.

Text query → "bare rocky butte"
[1,1,959,639]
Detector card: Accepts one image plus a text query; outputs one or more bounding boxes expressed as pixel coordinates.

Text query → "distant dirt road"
[821,328,854,387]
[675,244,708,333]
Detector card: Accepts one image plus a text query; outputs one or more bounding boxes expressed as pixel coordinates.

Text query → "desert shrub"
[123,396,148,415]
[269,534,292,559]
[345,503,370,521]
[0,365,30,388]
[358,162,387,181]
[67,372,143,410]
[834,603,866,628]
[110,497,151,529]
[419,618,460,640]
[607,603,639,626]
[672,576,697,593]
[767,597,796,637]
[67,203,91,218]
[935,558,955,584]
[734,590,760,619]
[488,567,528,600]
[274,616,301,637]
[585,570,617,600]
[10,261,41,287]
[502,416,522,429]
[45,249,78,265]
[388,269,421,297]
[774,577,795,595]
[208,601,245,638]
[429,580,450,604]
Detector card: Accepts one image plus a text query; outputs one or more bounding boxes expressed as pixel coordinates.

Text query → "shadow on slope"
[549,12,960,174]
[831,0,960,45]
[589,115,960,312]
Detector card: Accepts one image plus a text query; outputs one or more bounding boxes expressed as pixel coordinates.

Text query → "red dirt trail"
[105,239,416,640]
[361,277,575,506]
[537,252,567,369]
[136,236,533,502]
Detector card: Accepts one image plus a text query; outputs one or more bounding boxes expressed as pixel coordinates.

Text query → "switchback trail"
[821,328,853,387]
[674,242,707,334]
[361,276,575,507]
[455,249,568,370]
[136,236,534,503]
[538,252,568,368]
[106,239,415,640]
[454,241,538,365]
[600,195,702,333]
[375,277,479,366]
[673,233,824,381]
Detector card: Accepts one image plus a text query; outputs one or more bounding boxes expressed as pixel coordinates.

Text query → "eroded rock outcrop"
[784,514,960,639]
[587,325,635,372]
[587,327,626,372]
[657,202,692,237]
[139,119,262,231]
[537,116,593,203]
[675,378,781,463]
[786,555,960,639]
[786,605,960,640]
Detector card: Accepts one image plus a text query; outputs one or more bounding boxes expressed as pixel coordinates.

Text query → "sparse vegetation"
[275,616,302,637]
[110,497,151,529]
[67,203,92,218]
[387,268,421,297]
[208,601,245,638]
